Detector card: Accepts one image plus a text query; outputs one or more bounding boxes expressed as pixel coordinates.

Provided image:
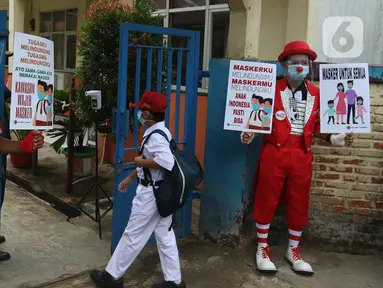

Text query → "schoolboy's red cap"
[129,90,168,113]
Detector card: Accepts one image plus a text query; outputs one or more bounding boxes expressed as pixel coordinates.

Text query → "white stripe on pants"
[106,184,182,282]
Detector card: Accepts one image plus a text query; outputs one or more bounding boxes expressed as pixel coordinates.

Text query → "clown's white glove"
[330,133,346,147]
[241,131,255,145]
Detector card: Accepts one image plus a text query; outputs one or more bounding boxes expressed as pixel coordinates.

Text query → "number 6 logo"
[322,16,364,58]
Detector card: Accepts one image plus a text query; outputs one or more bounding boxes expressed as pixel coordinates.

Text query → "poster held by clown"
[10,32,54,130]
[223,60,277,134]
[320,63,371,134]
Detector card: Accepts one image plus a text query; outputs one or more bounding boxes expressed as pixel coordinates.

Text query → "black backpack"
[139,129,203,219]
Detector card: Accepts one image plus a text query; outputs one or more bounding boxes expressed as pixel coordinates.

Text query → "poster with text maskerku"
[10,32,54,130]
[320,63,370,134]
[223,60,277,133]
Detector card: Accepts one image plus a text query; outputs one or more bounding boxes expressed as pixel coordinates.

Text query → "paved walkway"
[0,182,111,288]
[1,183,382,288]
[43,241,383,288]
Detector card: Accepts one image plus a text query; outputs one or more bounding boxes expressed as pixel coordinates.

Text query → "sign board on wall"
[10,32,54,130]
[223,60,277,134]
[320,63,371,134]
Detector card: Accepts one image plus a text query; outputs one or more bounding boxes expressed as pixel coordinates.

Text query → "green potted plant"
[73,0,167,163]
[47,102,96,177]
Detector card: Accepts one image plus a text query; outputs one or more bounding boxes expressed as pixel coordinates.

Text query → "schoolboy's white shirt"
[137,121,174,181]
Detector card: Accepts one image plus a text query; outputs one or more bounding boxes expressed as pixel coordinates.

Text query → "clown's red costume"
[242,41,352,275]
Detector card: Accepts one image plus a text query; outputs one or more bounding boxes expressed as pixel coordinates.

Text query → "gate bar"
[174,50,183,143]
[165,49,173,128]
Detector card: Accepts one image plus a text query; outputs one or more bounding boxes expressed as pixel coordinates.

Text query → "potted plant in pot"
[76,0,167,157]
[47,102,97,177]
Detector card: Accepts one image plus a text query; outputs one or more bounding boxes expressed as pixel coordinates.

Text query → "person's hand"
[20,131,44,153]
[33,131,44,149]
[345,133,354,146]
[134,156,144,167]
[330,133,354,147]
[241,131,258,145]
[118,175,134,193]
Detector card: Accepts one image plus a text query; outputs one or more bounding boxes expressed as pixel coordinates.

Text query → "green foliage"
[47,115,91,153]
[75,0,166,126]
[12,130,30,141]
[54,89,70,102]
[49,0,166,152]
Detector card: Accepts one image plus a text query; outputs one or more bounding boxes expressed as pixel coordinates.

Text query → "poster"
[223,60,277,133]
[320,63,371,134]
[10,32,54,130]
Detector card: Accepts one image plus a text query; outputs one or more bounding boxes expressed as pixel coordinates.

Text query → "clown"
[241,41,354,275]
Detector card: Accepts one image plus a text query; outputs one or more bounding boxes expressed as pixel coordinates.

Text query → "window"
[170,0,206,8]
[40,9,78,71]
[152,0,230,90]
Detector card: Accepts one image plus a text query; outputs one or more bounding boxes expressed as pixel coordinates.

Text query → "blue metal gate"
[111,23,200,251]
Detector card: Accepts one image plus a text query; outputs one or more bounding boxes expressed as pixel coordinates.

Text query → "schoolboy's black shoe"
[0,235,5,243]
[151,280,187,288]
[0,250,10,261]
[89,270,123,288]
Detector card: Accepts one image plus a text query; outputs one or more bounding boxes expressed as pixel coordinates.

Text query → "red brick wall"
[303,83,383,251]
[310,83,383,218]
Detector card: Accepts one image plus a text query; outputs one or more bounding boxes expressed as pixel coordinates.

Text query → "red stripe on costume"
[256,228,269,234]
[289,234,301,241]
[288,227,303,232]
[258,237,268,243]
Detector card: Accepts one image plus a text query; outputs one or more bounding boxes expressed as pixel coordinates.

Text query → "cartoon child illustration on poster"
[46,84,54,126]
[323,99,336,124]
[333,82,346,124]
[33,80,53,127]
[355,96,367,124]
[246,95,265,130]
[346,80,358,124]
[261,98,273,131]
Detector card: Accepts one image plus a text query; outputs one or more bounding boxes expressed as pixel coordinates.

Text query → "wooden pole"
[66,84,76,195]
[32,151,38,175]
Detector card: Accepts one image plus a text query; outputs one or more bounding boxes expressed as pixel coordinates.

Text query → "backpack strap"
[250,110,255,120]
[43,100,48,114]
[139,129,176,225]
[139,129,170,183]
[139,129,170,156]
[35,100,41,114]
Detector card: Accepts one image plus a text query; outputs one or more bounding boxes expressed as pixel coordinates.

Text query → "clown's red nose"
[296,66,304,72]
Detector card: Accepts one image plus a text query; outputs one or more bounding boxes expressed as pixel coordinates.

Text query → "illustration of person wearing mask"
[33,80,49,126]
[346,80,358,125]
[246,95,265,131]
[46,84,54,126]
[261,98,273,131]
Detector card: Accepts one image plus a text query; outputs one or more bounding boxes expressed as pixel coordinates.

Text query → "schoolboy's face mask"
[137,110,146,125]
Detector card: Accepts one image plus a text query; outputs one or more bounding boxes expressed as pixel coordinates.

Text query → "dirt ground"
[41,238,383,288]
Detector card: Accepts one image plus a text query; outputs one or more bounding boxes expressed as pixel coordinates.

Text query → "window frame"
[40,9,78,72]
[152,0,230,92]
